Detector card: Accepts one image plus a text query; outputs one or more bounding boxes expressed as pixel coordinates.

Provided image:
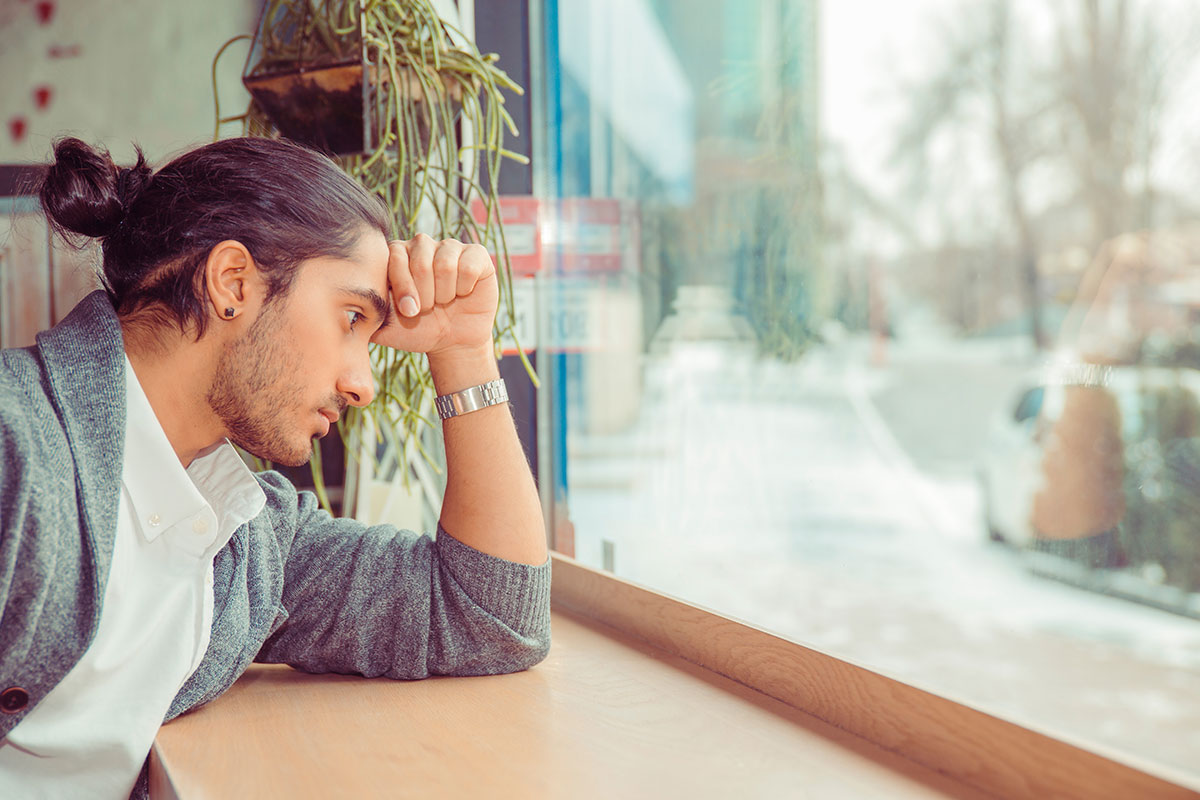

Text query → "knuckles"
[397,236,494,279]
[464,243,494,272]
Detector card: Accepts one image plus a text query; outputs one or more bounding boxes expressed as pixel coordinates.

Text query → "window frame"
[523,3,1198,796]
[549,552,1199,799]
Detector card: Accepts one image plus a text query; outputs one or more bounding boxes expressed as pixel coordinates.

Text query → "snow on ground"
[564,336,1200,780]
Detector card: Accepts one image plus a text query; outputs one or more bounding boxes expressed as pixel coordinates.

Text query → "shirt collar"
[187,440,267,537]
[122,356,265,544]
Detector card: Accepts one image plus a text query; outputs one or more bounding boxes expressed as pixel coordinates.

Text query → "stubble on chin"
[206,309,313,467]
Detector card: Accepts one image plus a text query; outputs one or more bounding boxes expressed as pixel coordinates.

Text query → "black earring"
[224,307,235,318]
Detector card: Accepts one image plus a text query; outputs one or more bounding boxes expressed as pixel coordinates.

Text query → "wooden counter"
[150,609,987,799]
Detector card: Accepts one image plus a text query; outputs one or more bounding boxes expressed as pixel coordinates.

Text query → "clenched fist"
[371,234,499,358]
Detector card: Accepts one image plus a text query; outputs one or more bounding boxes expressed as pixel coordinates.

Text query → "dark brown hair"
[39,136,391,336]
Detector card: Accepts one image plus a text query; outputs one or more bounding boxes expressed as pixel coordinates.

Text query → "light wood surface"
[549,553,1200,800]
[151,609,989,800]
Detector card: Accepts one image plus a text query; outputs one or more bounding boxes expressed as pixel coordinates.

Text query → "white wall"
[0,0,258,165]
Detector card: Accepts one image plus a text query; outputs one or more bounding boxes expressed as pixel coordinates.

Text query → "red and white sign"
[495,276,607,356]
[470,196,542,277]
[558,198,622,274]
[499,276,537,356]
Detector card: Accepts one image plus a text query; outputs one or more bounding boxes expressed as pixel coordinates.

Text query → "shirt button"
[192,518,209,535]
[147,513,162,527]
[0,687,30,714]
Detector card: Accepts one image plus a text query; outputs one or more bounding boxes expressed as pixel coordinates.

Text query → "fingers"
[406,233,437,314]
[431,239,464,306]
[458,243,495,297]
[396,236,496,315]
[386,240,419,318]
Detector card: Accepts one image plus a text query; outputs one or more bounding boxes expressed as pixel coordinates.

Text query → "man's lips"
[316,408,339,437]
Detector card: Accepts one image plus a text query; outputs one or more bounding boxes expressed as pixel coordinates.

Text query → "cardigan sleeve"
[251,471,551,679]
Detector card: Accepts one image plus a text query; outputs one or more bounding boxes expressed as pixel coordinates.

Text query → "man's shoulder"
[0,293,125,466]
[1,345,75,490]
[0,344,52,424]
[1,341,43,377]
[246,469,312,539]
[245,468,365,549]
[252,469,300,508]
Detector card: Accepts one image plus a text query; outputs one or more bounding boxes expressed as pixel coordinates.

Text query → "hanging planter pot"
[242,0,372,155]
[242,0,468,156]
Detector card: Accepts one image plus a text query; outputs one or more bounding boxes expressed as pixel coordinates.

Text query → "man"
[0,136,550,799]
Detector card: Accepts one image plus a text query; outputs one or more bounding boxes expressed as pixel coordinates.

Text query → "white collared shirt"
[0,357,265,799]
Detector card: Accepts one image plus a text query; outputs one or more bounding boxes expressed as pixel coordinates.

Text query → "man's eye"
[346,310,365,329]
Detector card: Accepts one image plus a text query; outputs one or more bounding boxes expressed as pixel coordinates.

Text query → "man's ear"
[203,240,259,323]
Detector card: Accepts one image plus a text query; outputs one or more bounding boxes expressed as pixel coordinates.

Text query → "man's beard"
[207,302,330,467]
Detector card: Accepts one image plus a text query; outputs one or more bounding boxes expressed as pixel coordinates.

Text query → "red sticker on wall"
[35,0,54,25]
[9,117,28,143]
[33,85,53,110]
[48,44,82,59]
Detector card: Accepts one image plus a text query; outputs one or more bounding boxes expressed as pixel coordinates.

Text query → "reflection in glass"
[539,0,1200,778]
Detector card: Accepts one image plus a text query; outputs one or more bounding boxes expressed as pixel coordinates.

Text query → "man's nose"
[338,351,376,407]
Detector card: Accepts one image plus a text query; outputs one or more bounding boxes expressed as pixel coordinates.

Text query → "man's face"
[207,229,392,466]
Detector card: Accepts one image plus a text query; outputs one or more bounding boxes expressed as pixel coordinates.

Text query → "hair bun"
[40,137,150,241]
[115,160,152,211]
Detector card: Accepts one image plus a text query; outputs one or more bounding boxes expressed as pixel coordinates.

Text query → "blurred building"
[552,0,822,357]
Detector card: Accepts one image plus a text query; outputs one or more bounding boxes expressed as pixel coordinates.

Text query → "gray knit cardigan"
[0,291,552,790]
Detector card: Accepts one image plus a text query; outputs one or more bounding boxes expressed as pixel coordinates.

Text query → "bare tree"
[890,0,1051,345]
[1052,0,1174,240]
[892,0,1181,349]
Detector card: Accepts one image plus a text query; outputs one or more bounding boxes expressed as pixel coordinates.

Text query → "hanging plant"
[212,0,535,515]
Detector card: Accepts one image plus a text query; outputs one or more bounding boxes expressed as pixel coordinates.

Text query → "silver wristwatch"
[434,378,509,420]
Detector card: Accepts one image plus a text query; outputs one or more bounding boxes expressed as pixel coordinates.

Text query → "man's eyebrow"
[338,286,393,327]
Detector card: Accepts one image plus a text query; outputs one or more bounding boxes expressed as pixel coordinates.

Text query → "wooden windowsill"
[152,609,984,799]
[150,554,1200,799]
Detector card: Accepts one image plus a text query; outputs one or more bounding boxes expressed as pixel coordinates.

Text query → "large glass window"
[535,0,1200,778]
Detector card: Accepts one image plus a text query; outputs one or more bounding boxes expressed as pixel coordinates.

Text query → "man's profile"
[0,136,550,799]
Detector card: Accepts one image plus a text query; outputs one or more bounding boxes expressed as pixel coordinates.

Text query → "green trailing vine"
[212,0,536,514]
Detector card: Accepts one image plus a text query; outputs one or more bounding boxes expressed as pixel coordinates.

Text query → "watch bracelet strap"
[435,378,509,420]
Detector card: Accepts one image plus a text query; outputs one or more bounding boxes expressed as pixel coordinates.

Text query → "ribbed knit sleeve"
[251,472,551,679]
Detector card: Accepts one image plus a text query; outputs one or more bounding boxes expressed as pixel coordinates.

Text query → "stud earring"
[224,307,235,318]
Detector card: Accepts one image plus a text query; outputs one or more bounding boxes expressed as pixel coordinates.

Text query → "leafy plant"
[212,0,535,514]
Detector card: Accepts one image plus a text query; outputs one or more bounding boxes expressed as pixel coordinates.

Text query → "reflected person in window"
[0,136,550,800]
[1031,237,1140,567]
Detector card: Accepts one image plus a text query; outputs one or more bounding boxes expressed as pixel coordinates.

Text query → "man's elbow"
[480,628,552,674]
[431,625,551,677]
[511,631,551,671]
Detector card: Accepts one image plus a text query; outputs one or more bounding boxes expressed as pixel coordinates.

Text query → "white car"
[979,365,1200,549]
[979,381,1045,547]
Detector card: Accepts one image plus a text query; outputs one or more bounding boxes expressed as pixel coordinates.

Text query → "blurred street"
[565,330,1200,782]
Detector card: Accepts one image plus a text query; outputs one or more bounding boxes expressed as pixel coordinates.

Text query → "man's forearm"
[428,344,548,566]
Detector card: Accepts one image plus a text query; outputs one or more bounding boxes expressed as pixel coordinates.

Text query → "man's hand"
[371,234,546,566]
[371,234,499,357]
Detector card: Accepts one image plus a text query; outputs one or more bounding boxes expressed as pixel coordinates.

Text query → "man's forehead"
[303,233,390,291]
[347,230,390,283]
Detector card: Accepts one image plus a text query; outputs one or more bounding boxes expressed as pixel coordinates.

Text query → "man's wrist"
[428,342,500,395]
